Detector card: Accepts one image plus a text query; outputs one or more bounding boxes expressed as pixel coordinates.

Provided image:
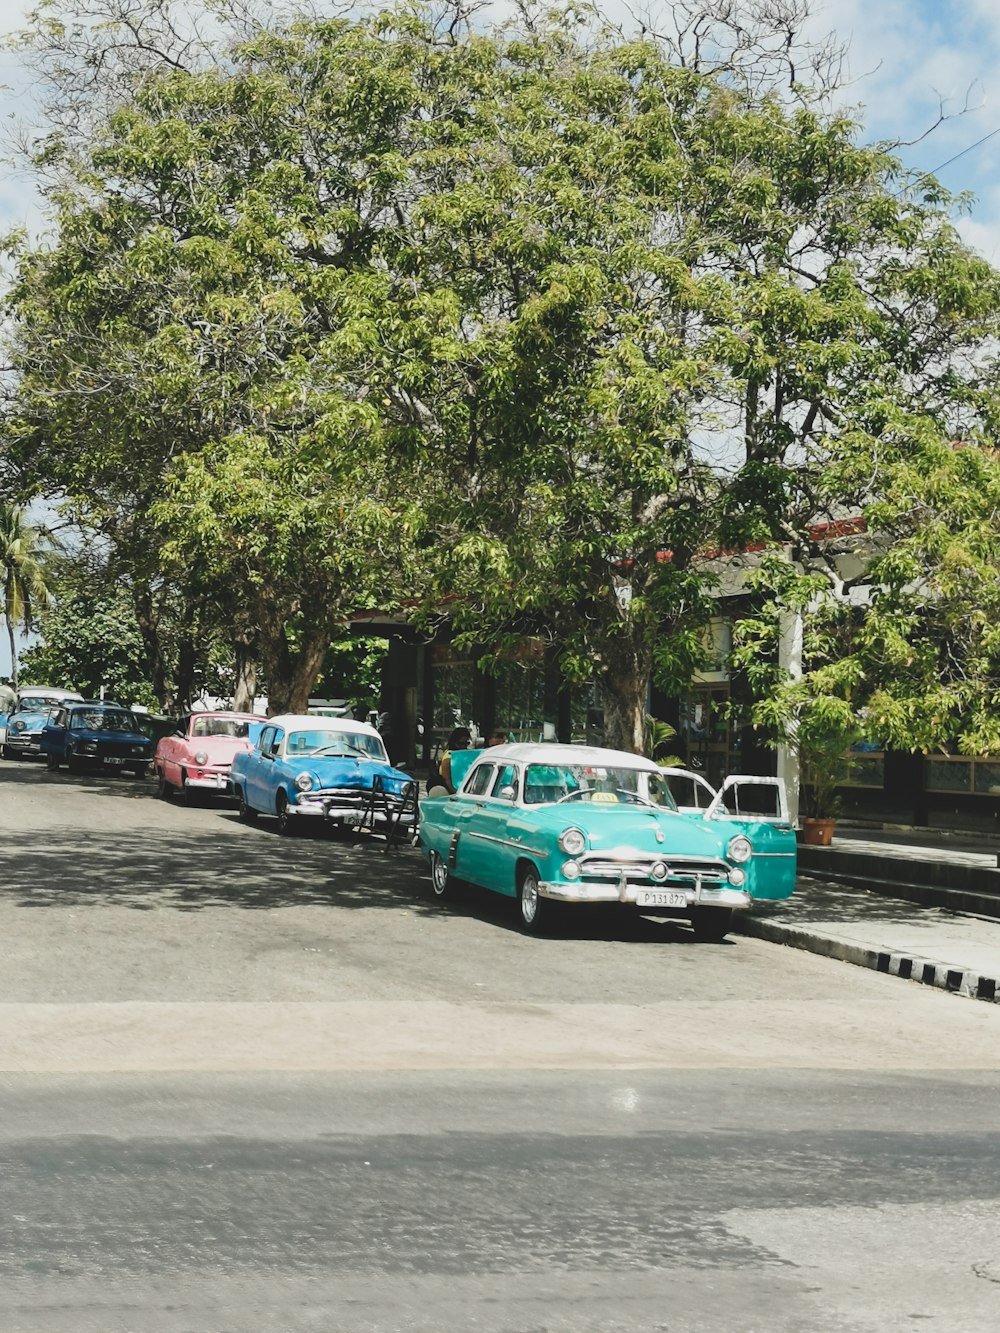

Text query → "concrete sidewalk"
[737,876,1000,1004]
[796,827,1000,914]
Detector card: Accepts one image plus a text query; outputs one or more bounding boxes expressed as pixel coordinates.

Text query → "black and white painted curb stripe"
[736,915,1000,1003]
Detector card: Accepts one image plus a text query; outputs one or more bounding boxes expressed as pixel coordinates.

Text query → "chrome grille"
[578,854,730,885]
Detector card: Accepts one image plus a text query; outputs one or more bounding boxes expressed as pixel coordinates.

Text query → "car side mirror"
[500,785,517,801]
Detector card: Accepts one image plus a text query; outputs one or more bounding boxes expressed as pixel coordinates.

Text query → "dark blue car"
[41,702,153,776]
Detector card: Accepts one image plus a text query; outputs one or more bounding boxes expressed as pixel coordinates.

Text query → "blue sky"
[2,0,1000,675]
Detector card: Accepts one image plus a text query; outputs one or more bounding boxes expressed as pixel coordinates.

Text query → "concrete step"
[797,843,1000,916]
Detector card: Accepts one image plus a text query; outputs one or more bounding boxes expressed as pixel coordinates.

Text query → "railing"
[356,774,419,847]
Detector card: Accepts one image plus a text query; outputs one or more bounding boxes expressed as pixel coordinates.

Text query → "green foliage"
[19,585,158,707]
[314,636,386,707]
[5,2,1000,745]
[0,503,57,688]
[643,716,683,768]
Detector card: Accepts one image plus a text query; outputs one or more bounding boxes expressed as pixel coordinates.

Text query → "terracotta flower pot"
[800,816,836,846]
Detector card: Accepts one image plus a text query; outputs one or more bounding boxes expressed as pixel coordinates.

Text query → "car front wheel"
[276,792,296,835]
[66,750,84,774]
[690,907,734,942]
[517,864,553,934]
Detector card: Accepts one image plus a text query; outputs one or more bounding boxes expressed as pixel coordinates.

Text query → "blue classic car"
[41,702,153,775]
[2,687,85,760]
[420,743,796,938]
[230,713,415,835]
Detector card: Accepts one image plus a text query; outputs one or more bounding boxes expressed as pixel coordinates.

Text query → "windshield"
[71,709,138,732]
[16,695,69,713]
[523,762,677,809]
[191,716,251,739]
[286,728,387,760]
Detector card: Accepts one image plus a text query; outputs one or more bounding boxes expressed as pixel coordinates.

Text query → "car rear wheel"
[237,788,257,823]
[517,864,553,934]
[689,907,734,942]
[429,851,453,900]
[276,792,296,835]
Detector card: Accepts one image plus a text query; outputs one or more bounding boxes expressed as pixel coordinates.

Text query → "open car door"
[657,767,718,815]
[705,776,797,902]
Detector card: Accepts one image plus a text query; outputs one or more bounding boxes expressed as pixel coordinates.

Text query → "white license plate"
[104,757,127,766]
[637,890,687,909]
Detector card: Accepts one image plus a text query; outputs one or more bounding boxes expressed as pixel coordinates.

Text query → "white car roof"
[478,742,661,772]
[19,686,83,699]
[265,713,382,739]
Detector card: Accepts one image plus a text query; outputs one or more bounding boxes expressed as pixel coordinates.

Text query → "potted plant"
[793,700,861,845]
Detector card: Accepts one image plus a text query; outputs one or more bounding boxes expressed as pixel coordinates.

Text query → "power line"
[925,123,1000,178]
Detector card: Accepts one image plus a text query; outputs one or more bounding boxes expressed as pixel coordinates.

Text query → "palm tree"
[0,503,54,690]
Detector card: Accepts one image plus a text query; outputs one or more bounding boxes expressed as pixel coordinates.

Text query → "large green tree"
[7,0,1000,747]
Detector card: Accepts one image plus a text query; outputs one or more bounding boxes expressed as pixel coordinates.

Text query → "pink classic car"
[154,711,262,802]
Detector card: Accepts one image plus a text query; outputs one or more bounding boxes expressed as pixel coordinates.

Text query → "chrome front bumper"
[291,800,416,826]
[538,880,751,910]
[185,773,230,791]
[5,737,42,755]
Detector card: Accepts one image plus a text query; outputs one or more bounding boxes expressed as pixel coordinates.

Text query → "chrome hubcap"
[521,876,538,923]
[432,855,447,894]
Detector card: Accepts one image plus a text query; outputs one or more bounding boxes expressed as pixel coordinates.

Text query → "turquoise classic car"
[420,742,796,938]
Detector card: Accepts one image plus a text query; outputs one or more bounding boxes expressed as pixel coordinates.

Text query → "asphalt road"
[2,758,1000,1332]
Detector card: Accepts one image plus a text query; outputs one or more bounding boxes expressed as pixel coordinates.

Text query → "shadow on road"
[0,761,719,944]
[0,759,434,913]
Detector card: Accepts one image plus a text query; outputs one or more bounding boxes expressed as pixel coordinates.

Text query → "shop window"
[925,757,972,793]
[843,741,884,789]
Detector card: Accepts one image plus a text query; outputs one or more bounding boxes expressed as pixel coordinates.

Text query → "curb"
[735,913,1000,1004]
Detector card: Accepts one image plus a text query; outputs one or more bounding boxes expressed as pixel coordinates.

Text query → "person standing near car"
[0,678,15,715]
[428,727,472,796]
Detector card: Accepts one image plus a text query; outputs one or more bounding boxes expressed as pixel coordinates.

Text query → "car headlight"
[295,772,314,792]
[77,742,97,754]
[194,750,208,765]
[558,827,586,856]
[727,835,753,864]
[12,720,25,732]
[132,747,147,757]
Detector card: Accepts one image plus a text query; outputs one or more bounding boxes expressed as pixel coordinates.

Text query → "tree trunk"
[132,582,168,707]
[260,620,328,716]
[5,611,18,691]
[232,634,257,713]
[173,633,198,712]
[598,632,652,754]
